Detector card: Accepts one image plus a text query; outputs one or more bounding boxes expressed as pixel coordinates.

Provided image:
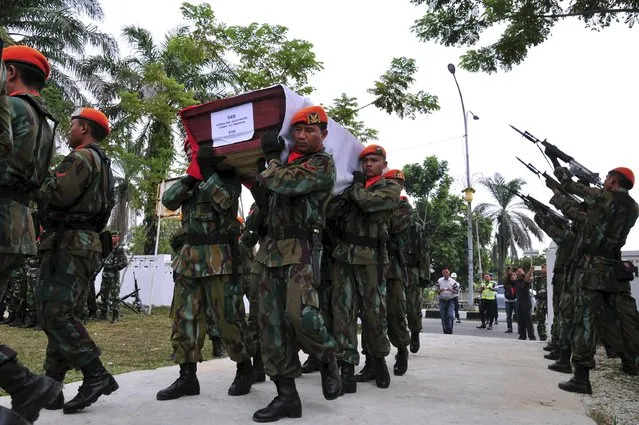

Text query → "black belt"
[342,231,380,248]
[0,187,30,207]
[268,226,311,240]
[185,232,234,246]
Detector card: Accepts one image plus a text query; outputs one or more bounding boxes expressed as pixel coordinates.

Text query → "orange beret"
[72,107,110,136]
[610,167,635,188]
[291,106,328,126]
[400,195,408,201]
[2,45,50,80]
[359,144,386,159]
[384,169,405,181]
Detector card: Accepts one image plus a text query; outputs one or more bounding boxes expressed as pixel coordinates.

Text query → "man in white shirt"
[435,269,460,334]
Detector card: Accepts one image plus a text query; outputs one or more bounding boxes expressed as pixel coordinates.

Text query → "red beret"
[2,45,50,80]
[384,169,405,181]
[72,107,110,136]
[609,167,635,188]
[359,144,386,159]
[291,106,328,126]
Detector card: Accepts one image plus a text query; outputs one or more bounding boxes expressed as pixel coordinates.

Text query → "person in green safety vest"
[476,274,497,330]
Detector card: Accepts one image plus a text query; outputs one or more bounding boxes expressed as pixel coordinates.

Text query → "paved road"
[421,317,544,340]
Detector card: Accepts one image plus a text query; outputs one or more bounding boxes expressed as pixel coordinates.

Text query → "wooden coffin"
[179,86,286,181]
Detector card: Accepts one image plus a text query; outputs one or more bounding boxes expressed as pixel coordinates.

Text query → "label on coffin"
[210,102,255,146]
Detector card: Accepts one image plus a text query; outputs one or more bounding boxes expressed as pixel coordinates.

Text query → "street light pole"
[448,63,476,307]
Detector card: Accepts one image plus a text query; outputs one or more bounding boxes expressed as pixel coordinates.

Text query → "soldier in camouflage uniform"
[21,252,40,328]
[405,211,426,353]
[6,265,27,327]
[533,266,548,341]
[252,106,341,422]
[551,166,639,394]
[331,144,400,394]
[156,140,255,402]
[36,107,118,413]
[239,203,267,382]
[82,260,102,322]
[0,44,64,423]
[99,232,128,323]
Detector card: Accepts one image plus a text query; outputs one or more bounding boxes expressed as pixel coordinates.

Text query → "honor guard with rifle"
[157,136,256,402]
[99,231,128,323]
[331,144,400,394]
[251,106,341,422]
[0,44,64,423]
[404,205,428,353]
[35,107,118,414]
[533,265,548,341]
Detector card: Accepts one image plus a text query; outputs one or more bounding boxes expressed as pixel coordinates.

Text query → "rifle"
[120,272,148,314]
[515,157,581,202]
[510,125,602,187]
[506,187,569,227]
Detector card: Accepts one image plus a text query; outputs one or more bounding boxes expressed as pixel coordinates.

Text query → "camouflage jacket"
[552,181,638,259]
[386,198,412,280]
[25,253,41,286]
[37,144,113,255]
[0,93,54,255]
[0,61,12,163]
[534,211,576,274]
[162,172,241,277]
[331,177,401,265]
[405,215,427,277]
[103,245,128,278]
[255,149,335,267]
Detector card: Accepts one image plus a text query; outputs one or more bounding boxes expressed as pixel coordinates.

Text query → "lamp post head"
[468,110,480,120]
[447,63,456,74]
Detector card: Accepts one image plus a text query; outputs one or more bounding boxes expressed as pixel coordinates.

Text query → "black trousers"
[517,304,535,340]
[479,300,494,326]
[452,297,460,320]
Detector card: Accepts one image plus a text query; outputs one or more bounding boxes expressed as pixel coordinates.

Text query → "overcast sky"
[98,0,639,251]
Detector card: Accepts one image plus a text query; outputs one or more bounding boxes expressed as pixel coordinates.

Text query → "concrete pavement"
[1,333,594,425]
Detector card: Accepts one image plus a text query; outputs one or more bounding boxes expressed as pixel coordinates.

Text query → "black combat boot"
[228,360,256,396]
[410,331,420,353]
[548,350,572,374]
[355,355,374,382]
[542,342,555,352]
[319,355,341,400]
[157,363,199,400]
[0,405,31,424]
[8,313,23,327]
[0,357,63,423]
[212,336,228,358]
[253,349,266,383]
[63,357,119,413]
[252,378,302,423]
[340,362,357,394]
[110,311,119,324]
[373,358,390,389]
[18,311,36,329]
[301,355,321,374]
[544,350,560,360]
[619,353,638,376]
[558,365,592,395]
[43,371,67,410]
[393,347,408,376]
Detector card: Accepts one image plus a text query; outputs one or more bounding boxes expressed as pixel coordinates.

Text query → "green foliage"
[409,0,639,73]
[324,94,379,143]
[368,57,440,119]
[127,217,181,256]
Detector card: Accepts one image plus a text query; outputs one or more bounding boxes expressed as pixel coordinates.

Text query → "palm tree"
[475,173,544,283]
[1,0,117,104]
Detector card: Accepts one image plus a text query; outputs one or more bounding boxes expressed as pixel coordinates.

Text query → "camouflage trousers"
[405,268,423,333]
[6,266,26,314]
[242,269,261,349]
[258,263,335,379]
[558,267,578,352]
[171,273,253,364]
[549,278,563,348]
[100,274,121,316]
[0,254,25,367]
[535,292,548,341]
[82,275,98,319]
[332,261,389,365]
[362,276,409,354]
[35,250,102,375]
[572,286,639,369]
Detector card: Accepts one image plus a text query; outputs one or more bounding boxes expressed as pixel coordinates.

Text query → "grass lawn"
[1,307,218,389]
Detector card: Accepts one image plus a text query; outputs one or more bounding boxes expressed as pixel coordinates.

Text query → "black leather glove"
[182,175,199,188]
[260,132,285,161]
[256,157,267,173]
[197,144,226,180]
[352,171,366,186]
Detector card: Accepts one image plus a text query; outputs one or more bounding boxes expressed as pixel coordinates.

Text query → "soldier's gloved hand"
[260,132,285,161]
[545,177,562,195]
[256,157,267,173]
[352,171,366,186]
[553,166,572,184]
[197,144,226,180]
[182,174,200,188]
